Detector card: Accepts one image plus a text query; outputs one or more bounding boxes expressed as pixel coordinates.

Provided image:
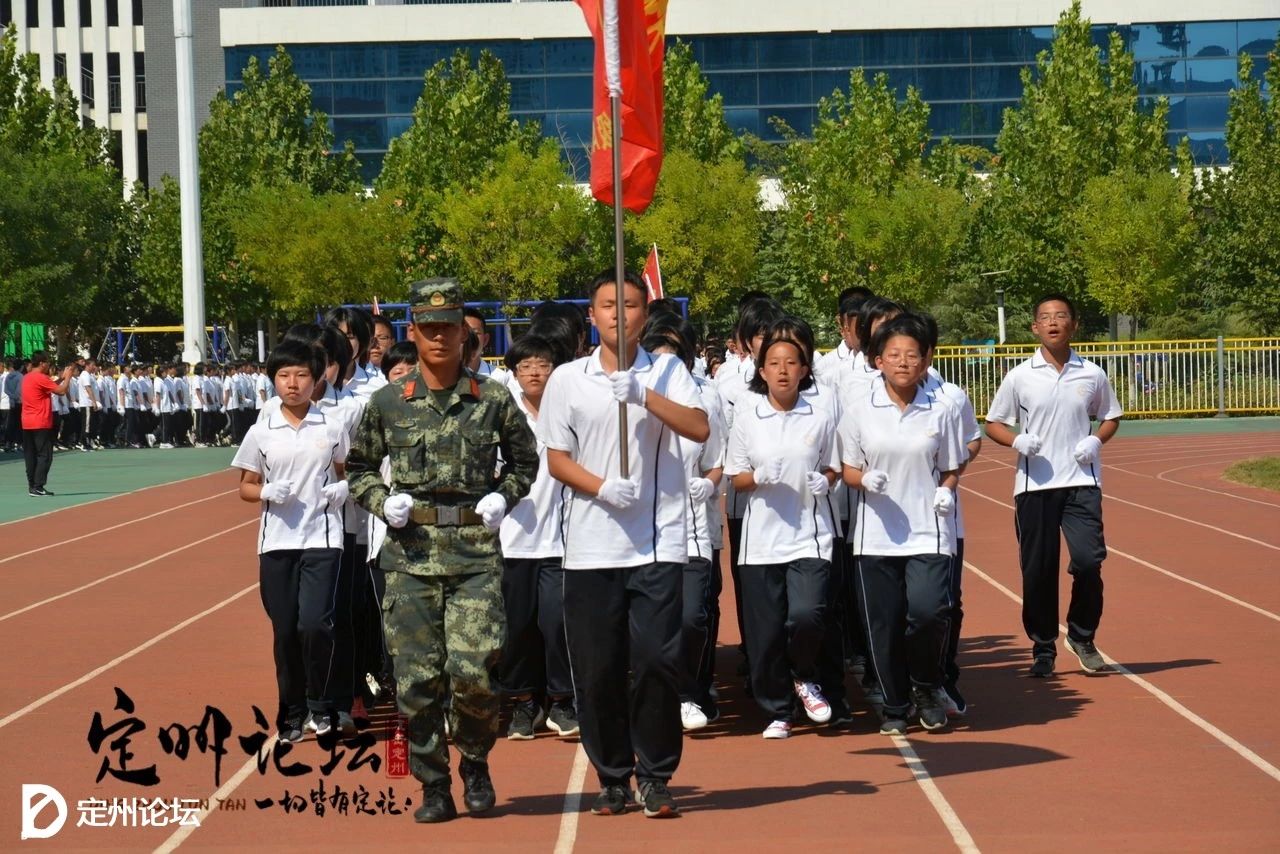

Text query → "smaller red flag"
[643,244,663,302]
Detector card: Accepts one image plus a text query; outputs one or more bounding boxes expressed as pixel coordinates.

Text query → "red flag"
[372,296,381,315]
[574,0,666,214]
[642,244,663,301]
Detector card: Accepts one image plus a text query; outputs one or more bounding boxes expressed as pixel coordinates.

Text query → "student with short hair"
[21,352,76,495]
[985,294,1122,678]
[233,340,351,742]
[540,270,709,818]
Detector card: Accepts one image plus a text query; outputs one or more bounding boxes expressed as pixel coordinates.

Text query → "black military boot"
[459,759,496,814]
[413,783,457,824]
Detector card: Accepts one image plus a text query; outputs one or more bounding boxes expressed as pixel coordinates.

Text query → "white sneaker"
[680,701,709,731]
[145,434,156,447]
[158,443,174,449]
[304,712,332,736]
[794,681,832,723]
[762,720,792,739]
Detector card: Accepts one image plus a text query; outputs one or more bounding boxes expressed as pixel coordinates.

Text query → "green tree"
[663,41,744,164]
[628,149,761,318]
[976,2,1172,316]
[1072,169,1195,335]
[435,140,593,304]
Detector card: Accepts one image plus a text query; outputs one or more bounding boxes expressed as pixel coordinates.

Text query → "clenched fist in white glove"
[597,478,640,509]
[806,471,832,496]
[860,469,890,495]
[688,477,716,503]
[475,492,508,531]
[321,480,349,507]
[1073,435,1102,464]
[933,486,955,517]
[1012,432,1043,456]
[382,492,415,529]
[608,371,647,407]
[753,457,785,487]
[259,480,294,504]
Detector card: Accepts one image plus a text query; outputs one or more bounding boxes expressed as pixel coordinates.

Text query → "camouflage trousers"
[383,567,505,787]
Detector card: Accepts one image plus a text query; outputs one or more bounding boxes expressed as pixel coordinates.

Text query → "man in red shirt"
[22,351,76,497]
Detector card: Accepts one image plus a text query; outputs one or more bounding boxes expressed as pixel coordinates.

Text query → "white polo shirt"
[800,380,847,532]
[98,375,115,412]
[841,377,967,557]
[157,376,175,414]
[119,374,133,410]
[346,362,388,402]
[923,372,982,539]
[500,391,566,560]
[715,359,754,520]
[681,375,728,561]
[172,376,188,411]
[813,340,856,388]
[0,370,9,410]
[835,351,880,410]
[134,376,152,409]
[52,392,69,415]
[189,374,204,411]
[252,372,269,409]
[203,376,221,412]
[725,393,840,566]
[986,349,1123,495]
[232,404,349,554]
[76,371,96,409]
[538,346,704,570]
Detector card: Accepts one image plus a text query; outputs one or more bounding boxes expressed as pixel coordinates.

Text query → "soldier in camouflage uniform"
[346,278,538,824]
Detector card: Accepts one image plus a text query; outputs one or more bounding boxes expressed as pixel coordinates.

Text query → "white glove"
[1012,432,1043,456]
[933,486,955,517]
[861,469,890,495]
[1073,435,1102,464]
[806,471,831,496]
[688,477,715,503]
[259,480,294,504]
[597,478,640,509]
[321,480,349,507]
[608,371,647,407]
[382,492,415,529]
[475,493,507,531]
[753,457,785,487]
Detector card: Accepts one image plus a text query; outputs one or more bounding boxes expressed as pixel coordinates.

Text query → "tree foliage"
[663,41,744,164]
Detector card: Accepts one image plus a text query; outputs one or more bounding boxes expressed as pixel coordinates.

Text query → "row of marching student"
[232,271,1122,825]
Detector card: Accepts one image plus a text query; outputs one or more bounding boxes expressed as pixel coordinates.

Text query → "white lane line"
[964,561,1280,785]
[893,735,981,853]
[1100,444,1280,467]
[0,468,228,529]
[553,744,590,854]
[153,745,271,853]
[1152,462,1280,510]
[0,490,239,565]
[961,487,1280,622]
[976,457,1280,552]
[0,584,259,730]
[0,520,256,623]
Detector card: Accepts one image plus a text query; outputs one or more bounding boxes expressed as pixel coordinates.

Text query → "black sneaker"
[590,785,630,816]
[413,784,458,824]
[507,698,544,741]
[278,714,305,744]
[911,685,948,731]
[546,699,579,736]
[30,487,52,496]
[942,683,967,717]
[1065,636,1108,674]
[879,715,909,736]
[827,698,855,727]
[459,759,496,814]
[634,780,679,818]
[1030,655,1055,678]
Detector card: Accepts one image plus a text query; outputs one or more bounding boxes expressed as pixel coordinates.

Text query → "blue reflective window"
[759,71,811,105]
[1243,53,1271,90]
[1183,95,1229,129]
[812,34,860,68]
[873,67,918,98]
[357,154,383,187]
[386,45,440,78]
[701,36,757,70]
[918,66,971,101]
[971,28,1028,63]
[1147,96,1185,129]
[928,102,965,136]
[758,35,812,69]
[333,81,386,114]
[813,70,851,100]
[765,107,814,140]
[1184,22,1237,58]
[288,46,332,79]
[1238,20,1280,56]
[387,80,422,114]
[387,116,412,141]
[332,45,384,78]
[918,29,969,64]
[724,107,760,136]
[863,32,917,66]
[972,64,1029,100]
[1136,60,1186,95]
[227,46,276,80]
[509,77,548,112]
[1186,59,1238,93]
[1128,24,1193,60]
[705,72,758,107]
[1179,131,1228,164]
[1025,27,1055,60]
[972,101,1014,135]
[545,111,591,146]
[308,81,333,115]
[545,40,593,73]
[333,117,387,150]
[224,82,243,101]
[546,76,592,110]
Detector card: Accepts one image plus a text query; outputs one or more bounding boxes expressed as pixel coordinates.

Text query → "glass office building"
[224,19,1278,184]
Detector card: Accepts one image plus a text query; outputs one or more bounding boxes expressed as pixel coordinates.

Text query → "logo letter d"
[20,784,67,840]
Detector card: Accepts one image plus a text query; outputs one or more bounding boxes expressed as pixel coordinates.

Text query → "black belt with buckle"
[409,503,482,526]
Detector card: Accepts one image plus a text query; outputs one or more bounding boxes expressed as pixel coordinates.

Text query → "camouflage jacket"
[347,367,538,575]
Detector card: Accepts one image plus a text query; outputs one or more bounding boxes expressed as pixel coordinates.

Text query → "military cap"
[409,277,465,324]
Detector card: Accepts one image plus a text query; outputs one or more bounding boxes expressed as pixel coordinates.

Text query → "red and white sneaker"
[794,681,832,723]
[762,720,792,739]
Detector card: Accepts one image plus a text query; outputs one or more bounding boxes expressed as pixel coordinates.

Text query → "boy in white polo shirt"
[232,339,351,742]
[540,270,709,819]
[985,293,1122,677]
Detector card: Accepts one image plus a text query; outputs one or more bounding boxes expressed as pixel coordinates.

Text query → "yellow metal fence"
[931,338,1280,418]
